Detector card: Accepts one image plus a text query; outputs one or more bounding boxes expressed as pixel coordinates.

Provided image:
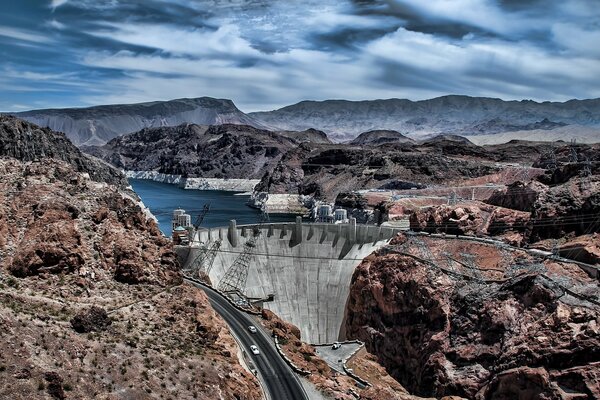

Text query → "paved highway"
[185,279,309,400]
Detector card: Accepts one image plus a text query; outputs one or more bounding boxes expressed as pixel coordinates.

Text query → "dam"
[180,218,403,344]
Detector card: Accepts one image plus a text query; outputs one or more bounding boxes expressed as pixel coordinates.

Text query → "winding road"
[185,279,309,400]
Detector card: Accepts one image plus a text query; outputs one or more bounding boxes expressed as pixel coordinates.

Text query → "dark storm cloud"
[0,0,599,112]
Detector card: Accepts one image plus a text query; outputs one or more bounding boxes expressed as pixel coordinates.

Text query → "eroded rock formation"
[0,115,127,187]
[0,155,261,399]
[345,235,600,399]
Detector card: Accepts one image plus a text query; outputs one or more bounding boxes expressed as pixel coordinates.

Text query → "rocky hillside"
[250,95,600,142]
[0,158,262,399]
[345,234,600,399]
[345,145,600,398]
[256,138,500,202]
[15,97,268,146]
[277,128,332,144]
[86,123,298,180]
[407,148,600,250]
[0,115,126,187]
[350,130,415,146]
[466,125,600,145]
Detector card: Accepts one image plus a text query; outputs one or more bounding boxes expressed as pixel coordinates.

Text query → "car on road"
[250,345,260,355]
[248,325,257,334]
[332,342,341,350]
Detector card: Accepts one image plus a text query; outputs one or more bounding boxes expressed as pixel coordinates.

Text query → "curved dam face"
[187,219,402,344]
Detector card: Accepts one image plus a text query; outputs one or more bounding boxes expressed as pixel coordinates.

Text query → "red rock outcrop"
[528,176,600,242]
[345,235,600,399]
[0,159,179,285]
[259,308,433,400]
[487,180,547,212]
[0,158,262,400]
[409,201,530,241]
[559,234,600,265]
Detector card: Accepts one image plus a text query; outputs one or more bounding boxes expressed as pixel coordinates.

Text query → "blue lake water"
[129,179,297,236]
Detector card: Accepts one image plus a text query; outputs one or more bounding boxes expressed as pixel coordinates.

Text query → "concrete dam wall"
[185,219,402,344]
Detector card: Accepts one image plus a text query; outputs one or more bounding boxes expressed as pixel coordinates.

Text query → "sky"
[1,0,599,112]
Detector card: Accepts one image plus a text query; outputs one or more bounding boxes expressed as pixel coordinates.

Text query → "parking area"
[314,342,363,374]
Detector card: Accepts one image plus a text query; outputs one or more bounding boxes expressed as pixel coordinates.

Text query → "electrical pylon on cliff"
[545,148,558,170]
[569,139,579,163]
[217,206,269,295]
[183,239,222,279]
[580,156,593,191]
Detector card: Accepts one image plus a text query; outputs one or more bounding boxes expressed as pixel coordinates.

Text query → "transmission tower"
[500,247,517,277]
[410,237,435,263]
[441,250,459,275]
[217,205,269,295]
[217,237,257,294]
[546,148,558,170]
[407,236,441,281]
[578,156,593,191]
[569,140,579,163]
[183,239,222,279]
[551,240,560,257]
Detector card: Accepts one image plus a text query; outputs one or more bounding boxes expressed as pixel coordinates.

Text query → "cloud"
[552,23,600,57]
[364,27,600,96]
[46,19,66,30]
[2,0,600,112]
[88,23,262,59]
[50,0,69,8]
[0,26,54,44]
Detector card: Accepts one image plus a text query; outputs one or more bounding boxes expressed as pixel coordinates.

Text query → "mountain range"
[8,95,600,145]
[250,96,600,141]
[13,97,267,146]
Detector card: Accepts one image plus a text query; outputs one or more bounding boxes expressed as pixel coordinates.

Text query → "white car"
[250,345,260,355]
[332,342,341,350]
[248,325,257,334]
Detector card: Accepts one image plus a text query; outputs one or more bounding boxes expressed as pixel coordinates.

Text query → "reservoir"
[129,179,297,236]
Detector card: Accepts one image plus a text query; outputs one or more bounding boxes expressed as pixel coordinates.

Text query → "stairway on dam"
[183,218,403,344]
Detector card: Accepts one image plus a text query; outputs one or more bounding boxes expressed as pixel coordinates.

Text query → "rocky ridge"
[259,308,451,400]
[86,123,298,180]
[0,115,126,187]
[350,130,415,146]
[90,124,599,215]
[250,95,600,142]
[0,116,264,399]
[15,97,268,146]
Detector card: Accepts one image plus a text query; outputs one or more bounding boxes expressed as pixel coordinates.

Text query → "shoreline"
[125,170,261,192]
[126,170,309,215]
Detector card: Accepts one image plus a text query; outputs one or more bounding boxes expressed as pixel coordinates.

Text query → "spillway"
[184,218,402,344]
